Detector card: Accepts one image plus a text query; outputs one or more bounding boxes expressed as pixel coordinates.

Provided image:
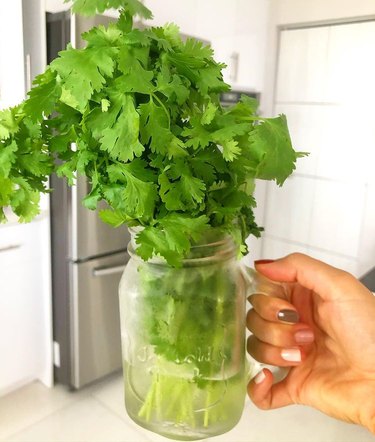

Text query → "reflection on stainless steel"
[48,11,130,389]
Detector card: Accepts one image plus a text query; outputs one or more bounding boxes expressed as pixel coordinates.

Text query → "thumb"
[254,253,367,302]
[247,368,293,409]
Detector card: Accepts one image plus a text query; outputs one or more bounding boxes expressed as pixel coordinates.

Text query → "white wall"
[0,0,25,108]
[258,1,375,277]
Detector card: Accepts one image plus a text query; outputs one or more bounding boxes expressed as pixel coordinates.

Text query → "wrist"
[366,410,375,435]
[362,384,375,434]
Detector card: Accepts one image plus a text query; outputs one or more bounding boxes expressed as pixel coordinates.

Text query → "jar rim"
[127,227,238,266]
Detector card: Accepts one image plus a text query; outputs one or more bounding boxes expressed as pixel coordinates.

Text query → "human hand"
[246,253,375,434]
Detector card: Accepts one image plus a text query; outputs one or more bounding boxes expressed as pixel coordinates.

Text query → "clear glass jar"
[119,230,250,440]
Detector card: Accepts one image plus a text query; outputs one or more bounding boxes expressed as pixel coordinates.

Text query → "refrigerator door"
[70,251,129,388]
[71,176,129,260]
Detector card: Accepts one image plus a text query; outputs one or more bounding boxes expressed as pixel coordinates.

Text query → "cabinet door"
[326,21,375,103]
[266,22,375,277]
[0,222,49,396]
[276,27,330,103]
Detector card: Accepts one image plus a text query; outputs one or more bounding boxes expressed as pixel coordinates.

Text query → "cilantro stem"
[151,93,171,128]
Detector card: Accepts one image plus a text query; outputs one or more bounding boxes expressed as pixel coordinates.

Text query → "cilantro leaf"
[0,108,19,140]
[107,161,157,220]
[139,98,172,155]
[0,177,13,211]
[197,65,230,96]
[68,0,152,19]
[115,65,154,94]
[23,69,61,121]
[249,115,297,185]
[51,45,117,111]
[159,168,206,212]
[82,184,102,209]
[221,139,241,161]
[82,24,122,47]
[99,94,145,162]
[99,208,137,227]
[201,102,217,125]
[10,177,41,222]
[0,140,17,178]
[136,214,209,265]
[181,119,211,150]
[156,66,190,105]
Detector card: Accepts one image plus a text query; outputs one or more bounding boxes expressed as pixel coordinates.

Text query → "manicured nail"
[254,370,266,384]
[281,348,301,362]
[295,329,314,344]
[278,309,299,324]
[254,259,275,265]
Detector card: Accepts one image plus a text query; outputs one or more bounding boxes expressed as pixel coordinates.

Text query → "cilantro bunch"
[0,0,302,265]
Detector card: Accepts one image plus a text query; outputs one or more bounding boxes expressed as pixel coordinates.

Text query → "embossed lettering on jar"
[118,230,249,440]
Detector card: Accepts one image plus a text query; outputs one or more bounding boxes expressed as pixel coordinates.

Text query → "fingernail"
[254,259,275,265]
[254,370,266,384]
[278,309,299,324]
[295,329,314,344]
[281,348,301,362]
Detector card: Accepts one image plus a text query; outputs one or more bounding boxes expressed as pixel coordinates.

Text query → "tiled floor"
[0,373,374,442]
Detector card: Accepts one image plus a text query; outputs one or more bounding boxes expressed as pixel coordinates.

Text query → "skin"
[246,253,375,434]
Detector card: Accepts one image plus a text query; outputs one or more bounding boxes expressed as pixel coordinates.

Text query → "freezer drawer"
[70,251,129,388]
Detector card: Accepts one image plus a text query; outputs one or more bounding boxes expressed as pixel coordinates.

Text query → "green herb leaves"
[99,95,145,162]
[136,214,209,266]
[249,115,297,185]
[51,44,117,112]
[0,0,303,264]
[66,0,153,19]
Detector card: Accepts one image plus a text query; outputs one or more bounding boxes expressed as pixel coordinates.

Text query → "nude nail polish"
[281,348,301,362]
[254,370,266,384]
[295,329,314,344]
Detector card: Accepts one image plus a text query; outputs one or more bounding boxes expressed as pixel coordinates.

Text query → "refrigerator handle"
[92,263,128,277]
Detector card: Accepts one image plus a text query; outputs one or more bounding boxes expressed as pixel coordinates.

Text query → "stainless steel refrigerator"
[47,11,130,389]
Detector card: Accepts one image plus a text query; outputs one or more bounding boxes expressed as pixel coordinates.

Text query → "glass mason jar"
[119,230,251,440]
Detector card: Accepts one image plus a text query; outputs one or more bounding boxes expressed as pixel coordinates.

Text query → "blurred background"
[0,1,375,441]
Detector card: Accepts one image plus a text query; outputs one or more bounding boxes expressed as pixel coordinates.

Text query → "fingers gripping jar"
[118,230,249,440]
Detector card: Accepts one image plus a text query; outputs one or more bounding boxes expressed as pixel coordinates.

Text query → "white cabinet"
[0,0,46,110]
[276,27,330,103]
[144,0,269,91]
[0,220,52,396]
[326,21,375,104]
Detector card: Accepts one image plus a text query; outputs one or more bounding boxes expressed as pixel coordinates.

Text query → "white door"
[261,21,375,277]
